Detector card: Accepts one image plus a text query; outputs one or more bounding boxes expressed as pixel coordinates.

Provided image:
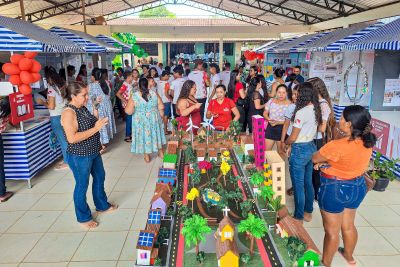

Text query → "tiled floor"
[1,124,399,267]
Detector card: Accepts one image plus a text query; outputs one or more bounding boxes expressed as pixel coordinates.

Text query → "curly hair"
[292,82,322,126]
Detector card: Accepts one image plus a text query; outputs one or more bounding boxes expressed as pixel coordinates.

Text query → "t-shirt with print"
[156,80,171,103]
[219,70,231,89]
[265,99,290,122]
[171,77,186,104]
[47,85,66,117]
[207,98,236,130]
[292,104,317,143]
[188,70,207,99]
[284,103,296,136]
[118,81,132,107]
[316,99,332,139]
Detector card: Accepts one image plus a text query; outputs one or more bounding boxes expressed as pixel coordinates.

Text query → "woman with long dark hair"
[312,105,376,267]
[37,68,69,170]
[125,78,166,163]
[285,82,322,222]
[176,80,202,134]
[76,64,87,83]
[270,68,285,98]
[257,74,269,104]
[87,68,116,152]
[0,96,13,202]
[247,76,265,133]
[228,70,247,132]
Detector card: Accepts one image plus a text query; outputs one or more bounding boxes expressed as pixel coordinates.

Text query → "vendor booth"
[0,15,83,188]
[95,34,132,69]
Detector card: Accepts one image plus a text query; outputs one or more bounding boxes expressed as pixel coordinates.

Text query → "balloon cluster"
[112,32,149,58]
[244,50,264,61]
[1,52,41,95]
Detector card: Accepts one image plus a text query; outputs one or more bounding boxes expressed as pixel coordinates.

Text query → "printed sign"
[383,79,400,107]
[371,118,390,156]
[8,92,34,125]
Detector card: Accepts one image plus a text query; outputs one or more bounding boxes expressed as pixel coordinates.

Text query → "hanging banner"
[9,92,34,125]
[383,79,400,107]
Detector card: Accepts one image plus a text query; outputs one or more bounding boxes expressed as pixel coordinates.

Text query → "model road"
[231,149,284,267]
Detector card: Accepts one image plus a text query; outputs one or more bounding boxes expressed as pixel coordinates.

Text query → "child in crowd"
[116,70,133,142]
[157,71,173,135]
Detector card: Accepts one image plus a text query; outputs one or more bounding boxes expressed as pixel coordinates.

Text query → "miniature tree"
[186,188,200,211]
[250,171,264,187]
[181,214,212,254]
[220,160,231,186]
[196,251,206,266]
[268,195,283,212]
[259,186,275,207]
[154,257,162,266]
[240,200,254,218]
[178,205,193,221]
[238,213,268,255]
[189,169,201,186]
[287,236,307,262]
[240,253,251,267]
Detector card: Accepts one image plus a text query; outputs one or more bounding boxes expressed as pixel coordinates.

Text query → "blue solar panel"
[148,210,161,225]
[138,232,155,247]
[159,168,176,177]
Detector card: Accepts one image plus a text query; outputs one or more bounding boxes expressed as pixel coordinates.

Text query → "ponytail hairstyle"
[292,82,322,126]
[63,82,86,102]
[274,68,285,79]
[92,68,109,95]
[342,105,376,148]
[139,78,150,102]
[178,80,196,101]
[257,74,269,103]
[227,69,239,100]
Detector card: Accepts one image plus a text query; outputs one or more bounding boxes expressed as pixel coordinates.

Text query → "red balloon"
[19,84,32,95]
[10,54,24,65]
[2,63,20,75]
[19,58,33,71]
[20,71,34,84]
[30,60,41,73]
[9,75,22,86]
[31,72,41,83]
[24,52,38,59]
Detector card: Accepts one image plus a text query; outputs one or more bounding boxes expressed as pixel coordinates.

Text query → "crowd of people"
[0,57,377,267]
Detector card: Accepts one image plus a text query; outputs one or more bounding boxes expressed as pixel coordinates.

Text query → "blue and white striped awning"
[0,15,83,52]
[262,36,299,52]
[343,18,400,51]
[254,40,277,52]
[50,27,120,53]
[272,32,329,53]
[96,34,131,53]
[297,23,383,52]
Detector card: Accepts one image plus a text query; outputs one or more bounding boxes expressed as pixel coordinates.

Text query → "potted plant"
[370,152,399,192]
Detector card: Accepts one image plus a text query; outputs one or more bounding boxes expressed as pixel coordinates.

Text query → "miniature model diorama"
[136,119,321,267]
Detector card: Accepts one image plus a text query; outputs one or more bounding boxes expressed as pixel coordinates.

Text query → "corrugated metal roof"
[108,18,252,26]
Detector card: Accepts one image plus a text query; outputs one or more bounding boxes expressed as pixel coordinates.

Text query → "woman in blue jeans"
[312,106,376,267]
[285,82,322,222]
[61,82,117,229]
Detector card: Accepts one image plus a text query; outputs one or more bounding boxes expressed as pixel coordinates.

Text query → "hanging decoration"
[112,32,148,58]
[343,61,369,104]
[243,50,264,61]
[1,51,42,95]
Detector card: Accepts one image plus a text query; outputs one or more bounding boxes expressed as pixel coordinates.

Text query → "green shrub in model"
[370,152,399,192]
[238,213,268,256]
[181,214,212,254]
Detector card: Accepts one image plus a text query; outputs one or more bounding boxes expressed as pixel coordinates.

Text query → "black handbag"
[236,97,249,109]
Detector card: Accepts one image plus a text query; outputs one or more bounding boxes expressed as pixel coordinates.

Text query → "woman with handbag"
[228,70,247,132]
[312,105,376,267]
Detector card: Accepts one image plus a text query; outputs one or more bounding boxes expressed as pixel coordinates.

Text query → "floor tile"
[358,205,400,227]
[48,211,91,233]
[137,191,155,209]
[375,227,400,251]
[360,191,386,206]
[0,211,25,233]
[119,231,139,261]
[354,227,397,255]
[48,179,75,194]
[113,178,148,192]
[91,209,136,232]
[68,261,117,267]
[16,179,59,194]
[130,209,148,231]
[121,164,153,179]
[30,194,72,211]
[0,233,43,263]
[358,255,400,267]
[388,204,400,216]
[0,194,43,211]
[7,211,62,233]
[24,232,86,262]
[0,264,18,267]
[19,263,68,267]
[107,192,142,209]
[104,166,127,179]
[4,180,29,192]
[116,261,135,267]
[72,232,128,261]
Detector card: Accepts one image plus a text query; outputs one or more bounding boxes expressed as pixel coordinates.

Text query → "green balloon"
[143,52,149,58]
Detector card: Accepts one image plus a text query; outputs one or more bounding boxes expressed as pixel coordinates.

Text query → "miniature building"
[137,230,157,266]
[146,209,162,233]
[275,215,321,254]
[167,141,178,155]
[208,149,218,161]
[265,151,286,205]
[158,168,176,177]
[251,115,266,168]
[163,154,177,169]
[197,149,206,162]
[215,215,239,267]
[240,135,254,155]
[157,177,176,186]
[150,184,172,216]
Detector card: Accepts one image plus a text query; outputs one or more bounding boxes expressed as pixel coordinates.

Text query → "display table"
[2,117,62,188]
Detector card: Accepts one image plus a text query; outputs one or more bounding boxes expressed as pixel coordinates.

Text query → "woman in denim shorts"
[312,105,376,267]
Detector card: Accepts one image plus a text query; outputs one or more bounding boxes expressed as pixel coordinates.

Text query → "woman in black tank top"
[61,82,117,229]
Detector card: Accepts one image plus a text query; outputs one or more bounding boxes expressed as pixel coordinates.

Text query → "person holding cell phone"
[176,80,203,134]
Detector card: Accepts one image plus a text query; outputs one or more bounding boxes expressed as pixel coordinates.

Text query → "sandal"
[0,192,14,202]
[144,155,151,163]
[124,137,132,143]
[338,247,357,266]
[286,187,294,196]
[165,131,172,135]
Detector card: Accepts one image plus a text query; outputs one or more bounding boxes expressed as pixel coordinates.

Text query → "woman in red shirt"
[176,80,202,134]
[207,84,240,131]
[228,70,247,132]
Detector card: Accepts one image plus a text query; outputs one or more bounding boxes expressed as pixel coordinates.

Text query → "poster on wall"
[387,125,400,159]
[383,79,400,106]
[371,118,390,156]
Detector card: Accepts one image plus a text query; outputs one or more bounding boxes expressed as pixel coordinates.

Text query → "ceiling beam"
[294,0,366,16]
[121,0,133,8]
[16,0,109,22]
[228,0,324,24]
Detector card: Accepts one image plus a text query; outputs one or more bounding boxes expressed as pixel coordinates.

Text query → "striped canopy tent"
[261,36,300,53]
[95,34,131,53]
[272,32,330,53]
[254,40,277,52]
[343,18,400,51]
[297,22,384,52]
[0,15,83,52]
[49,27,120,53]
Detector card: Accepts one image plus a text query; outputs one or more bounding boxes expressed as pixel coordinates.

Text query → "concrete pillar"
[157,43,163,65]
[167,42,171,66]
[235,42,242,68]
[219,38,223,70]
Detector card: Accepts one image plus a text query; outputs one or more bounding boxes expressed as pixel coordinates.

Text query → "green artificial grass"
[163,154,178,164]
